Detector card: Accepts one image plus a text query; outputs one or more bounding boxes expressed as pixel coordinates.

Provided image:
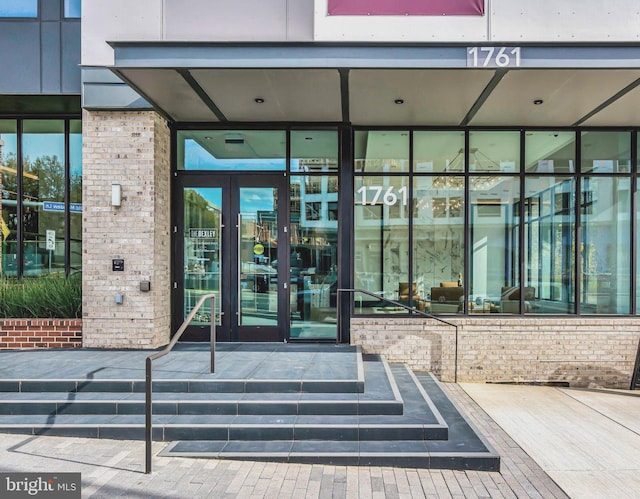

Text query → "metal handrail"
[145,293,216,474]
[337,288,459,381]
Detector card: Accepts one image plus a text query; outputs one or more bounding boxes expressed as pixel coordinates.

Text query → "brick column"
[82,111,171,348]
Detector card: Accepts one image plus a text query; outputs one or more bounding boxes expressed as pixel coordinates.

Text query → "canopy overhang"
[108,43,640,126]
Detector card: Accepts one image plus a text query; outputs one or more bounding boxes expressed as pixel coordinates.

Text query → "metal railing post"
[210,296,216,374]
[144,292,216,474]
[145,356,152,474]
[336,290,342,344]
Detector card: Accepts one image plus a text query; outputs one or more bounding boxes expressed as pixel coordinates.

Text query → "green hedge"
[0,273,82,319]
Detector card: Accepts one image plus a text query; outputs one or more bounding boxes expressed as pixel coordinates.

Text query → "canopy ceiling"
[109,44,640,127]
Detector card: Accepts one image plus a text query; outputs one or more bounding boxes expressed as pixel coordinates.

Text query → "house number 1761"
[467,47,521,68]
[356,186,408,206]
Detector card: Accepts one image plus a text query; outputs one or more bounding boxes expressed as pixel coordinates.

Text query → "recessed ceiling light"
[394,99,404,105]
[254,98,265,103]
[305,137,313,140]
[204,136,213,140]
[533,99,544,105]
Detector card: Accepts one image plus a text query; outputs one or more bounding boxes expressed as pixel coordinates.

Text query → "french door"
[175,174,288,341]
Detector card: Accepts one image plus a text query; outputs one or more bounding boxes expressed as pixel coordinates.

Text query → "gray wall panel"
[42,22,62,93]
[61,22,81,93]
[82,83,151,109]
[0,23,41,93]
[41,0,61,21]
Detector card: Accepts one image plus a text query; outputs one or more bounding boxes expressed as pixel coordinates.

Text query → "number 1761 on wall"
[356,185,408,206]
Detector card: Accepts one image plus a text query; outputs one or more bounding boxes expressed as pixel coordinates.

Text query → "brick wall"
[82,110,171,348]
[351,317,640,388]
[0,319,82,349]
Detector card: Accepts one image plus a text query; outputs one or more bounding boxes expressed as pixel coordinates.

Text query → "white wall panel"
[314,0,640,43]
[490,0,640,42]
[81,0,163,66]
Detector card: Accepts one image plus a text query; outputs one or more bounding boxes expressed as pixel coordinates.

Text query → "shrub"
[0,273,82,318]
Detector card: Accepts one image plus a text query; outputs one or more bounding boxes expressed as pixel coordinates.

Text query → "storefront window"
[64,0,81,18]
[354,175,409,313]
[69,120,82,273]
[22,120,65,276]
[581,131,631,173]
[469,131,520,173]
[413,176,464,314]
[177,130,286,171]
[414,131,465,173]
[469,176,520,313]
[0,0,37,17]
[637,176,640,314]
[0,120,17,277]
[580,177,631,314]
[289,176,338,338]
[525,131,575,173]
[291,130,338,173]
[524,177,575,313]
[349,128,640,317]
[354,130,409,173]
[0,119,79,279]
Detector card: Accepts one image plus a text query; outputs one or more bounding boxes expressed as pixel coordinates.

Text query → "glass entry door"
[177,174,287,342]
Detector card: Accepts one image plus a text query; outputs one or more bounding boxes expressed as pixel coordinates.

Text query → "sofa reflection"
[500,286,536,313]
[398,282,426,311]
[430,282,463,314]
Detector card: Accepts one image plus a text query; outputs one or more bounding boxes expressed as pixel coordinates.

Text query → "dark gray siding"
[0,0,80,95]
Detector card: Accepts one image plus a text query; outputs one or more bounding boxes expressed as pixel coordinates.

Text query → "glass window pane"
[289,176,339,339]
[470,176,520,313]
[354,176,409,314]
[22,120,65,276]
[524,177,575,314]
[291,130,338,173]
[70,120,82,273]
[183,188,222,326]
[0,0,37,17]
[581,177,631,314]
[64,0,81,18]
[581,131,631,173]
[525,131,575,173]
[178,130,286,171]
[413,131,465,173]
[0,120,18,277]
[354,131,409,173]
[469,131,520,173]
[413,176,464,314]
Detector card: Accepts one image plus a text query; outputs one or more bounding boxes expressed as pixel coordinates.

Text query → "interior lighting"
[394,99,404,105]
[533,99,544,105]
[254,98,265,103]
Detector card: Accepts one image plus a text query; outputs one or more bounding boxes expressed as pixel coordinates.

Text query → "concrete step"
[0,378,364,394]
[0,365,448,442]
[160,439,500,471]
[0,396,403,416]
[0,414,447,442]
[0,359,399,416]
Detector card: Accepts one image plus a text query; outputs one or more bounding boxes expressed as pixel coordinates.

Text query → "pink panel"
[328,0,484,16]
